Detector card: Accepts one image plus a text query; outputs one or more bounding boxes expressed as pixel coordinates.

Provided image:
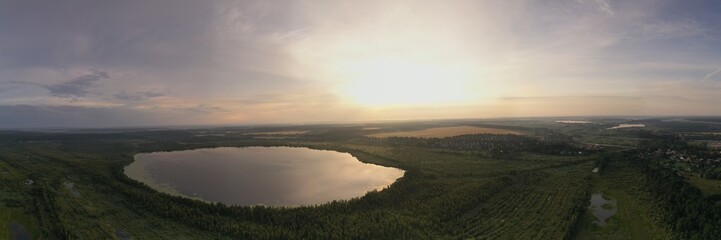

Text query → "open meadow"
[367,126,523,138]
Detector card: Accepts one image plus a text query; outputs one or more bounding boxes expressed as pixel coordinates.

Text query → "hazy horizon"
[2,0,721,128]
[2,115,719,131]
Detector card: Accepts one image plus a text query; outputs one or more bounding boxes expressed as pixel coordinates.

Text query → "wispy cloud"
[593,0,614,16]
[114,91,166,101]
[641,19,705,39]
[576,0,614,16]
[44,70,109,98]
[701,66,721,82]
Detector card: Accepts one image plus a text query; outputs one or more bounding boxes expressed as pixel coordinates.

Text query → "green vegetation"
[575,154,673,240]
[1,118,720,239]
[686,175,721,195]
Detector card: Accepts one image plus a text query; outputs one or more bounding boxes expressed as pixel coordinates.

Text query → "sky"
[1,0,721,128]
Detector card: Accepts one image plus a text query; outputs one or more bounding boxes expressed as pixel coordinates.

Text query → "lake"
[607,124,646,129]
[124,147,404,207]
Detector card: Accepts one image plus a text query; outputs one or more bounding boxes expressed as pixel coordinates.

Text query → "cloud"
[640,19,705,39]
[701,66,721,82]
[44,70,109,98]
[0,81,38,95]
[593,0,614,16]
[182,104,230,114]
[0,96,122,108]
[114,91,166,101]
[0,104,222,129]
[1,0,721,128]
[576,0,614,16]
[0,104,147,128]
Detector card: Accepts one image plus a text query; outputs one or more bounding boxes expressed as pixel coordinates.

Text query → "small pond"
[589,193,617,226]
[125,147,404,207]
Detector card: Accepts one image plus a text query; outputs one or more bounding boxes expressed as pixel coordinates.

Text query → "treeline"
[31,182,73,239]
[645,164,721,239]
[619,150,721,240]
[564,177,593,240]
[359,134,585,156]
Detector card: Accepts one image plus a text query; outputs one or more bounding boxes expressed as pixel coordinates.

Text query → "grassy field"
[574,160,673,240]
[367,126,523,138]
[686,175,721,195]
[0,160,40,240]
[245,131,308,135]
[0,145,219,239]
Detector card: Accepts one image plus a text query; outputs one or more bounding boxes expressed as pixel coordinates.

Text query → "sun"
[337,56,478,107]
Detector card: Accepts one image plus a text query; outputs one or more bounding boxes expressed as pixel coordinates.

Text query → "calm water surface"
[125,147,404,206]
[589,193,617,226]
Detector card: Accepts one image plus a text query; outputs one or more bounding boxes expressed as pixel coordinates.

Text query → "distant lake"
[607,124,646,129]
[555,120,592,124]
[125,147,404,207]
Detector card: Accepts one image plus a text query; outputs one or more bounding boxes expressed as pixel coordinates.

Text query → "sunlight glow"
[338,56,478,106]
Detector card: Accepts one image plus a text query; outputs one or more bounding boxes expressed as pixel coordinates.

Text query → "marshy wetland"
[589,193,617,227]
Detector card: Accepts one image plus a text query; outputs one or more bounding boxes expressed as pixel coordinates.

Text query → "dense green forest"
[1,119,721,239]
